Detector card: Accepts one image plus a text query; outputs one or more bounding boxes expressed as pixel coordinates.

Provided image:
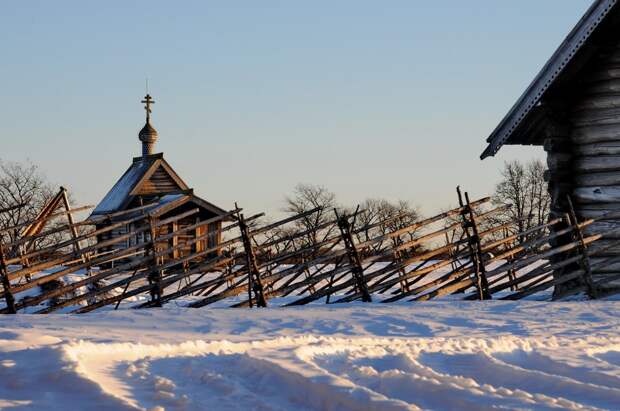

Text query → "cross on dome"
[141,94,155,122]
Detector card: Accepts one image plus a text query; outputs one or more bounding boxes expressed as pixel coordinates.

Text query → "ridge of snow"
[1,302,619,410]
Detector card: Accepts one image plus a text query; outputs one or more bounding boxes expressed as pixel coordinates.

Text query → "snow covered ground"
[1,300,619,410]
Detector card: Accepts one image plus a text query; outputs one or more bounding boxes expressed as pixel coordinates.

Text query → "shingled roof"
[90,153,226,217]
[481,0,620,159]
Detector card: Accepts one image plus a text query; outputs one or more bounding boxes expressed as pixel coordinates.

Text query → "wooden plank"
[336,208,371,302]
[3,215,249,312]
[132,257,237,309]
[250,207,322,236]
[413,276,474,302]
[397,263,474,302]
[75,256,233,313]
[6,207,201,282]
[355,197,492,250]
[0,205,94,235]
[5,212,152,264]
[480,218,563,253]
[0,242,16,314]
[461,189,490,300]
[37,221,246,313]
[2,207,222,303]
[19,188,66,240]
[566,195,598,298]
[238,212,267,308]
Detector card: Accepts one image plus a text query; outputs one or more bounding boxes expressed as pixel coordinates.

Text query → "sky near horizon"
[0,1,592,217]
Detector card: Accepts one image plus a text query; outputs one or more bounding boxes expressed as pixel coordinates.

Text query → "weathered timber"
[0,205,94,236]
[132,257,237,309]
[471,236,620,299]
[355,197,492,251]
[398,263,476,302]
[566,196,598,298]
[36,245,225,313]
[238,212,267,308]
[1,247,148,313]
[249,207,322,236]
[74,257,233,313]
[460,189,491,300]
[336,209,371,302]
[335,236,479,304]
[562,42,620,294]
[320,248,469,305]
[0,242,16,314]
[19,188,68,242]
[481,218,562,253]
[413,276,474,302]
[35,219,243,313]
[574,142,620,156]
[5,207,201,283]
[2,205,183,263]
[147,215,162,306]
[3,210,237,311]
[188,238,350,308]
[485,234,601,283]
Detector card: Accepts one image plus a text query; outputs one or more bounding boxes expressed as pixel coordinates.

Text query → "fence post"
[238,212,267,308]
[60,187,85,261]
[0,241,16,314]
[566,195,598,299]
[457,187,491,300]
[147,215,163,307]
[391,248,410,294]
[502,227,518,291]
[336,208,372,302]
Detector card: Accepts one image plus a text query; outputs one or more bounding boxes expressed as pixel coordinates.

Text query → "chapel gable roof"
[91,153,191,215]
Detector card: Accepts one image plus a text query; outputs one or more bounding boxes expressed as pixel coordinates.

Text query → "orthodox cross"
[141,94,155,122]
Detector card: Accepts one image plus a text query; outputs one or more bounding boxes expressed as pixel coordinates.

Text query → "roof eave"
[480,0,618,159]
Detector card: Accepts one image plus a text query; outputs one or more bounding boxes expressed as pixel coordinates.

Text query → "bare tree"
[0,160,57,248]
[283,183,337,250]
[354,198,422,253]
[493,159,550,241]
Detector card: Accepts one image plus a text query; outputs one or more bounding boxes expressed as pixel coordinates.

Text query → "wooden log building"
[89,94,227,260]
[481,0,620,292]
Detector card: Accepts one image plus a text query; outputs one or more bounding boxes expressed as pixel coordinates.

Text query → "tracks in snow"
[2,335,613,410]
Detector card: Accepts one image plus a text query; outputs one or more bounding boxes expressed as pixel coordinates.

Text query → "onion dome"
[139,94,158,157]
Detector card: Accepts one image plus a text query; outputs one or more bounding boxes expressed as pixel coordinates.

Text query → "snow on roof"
[146,194,186,214]
[90,154,227,218]
[91,158,154,215]
[158,193,184,204]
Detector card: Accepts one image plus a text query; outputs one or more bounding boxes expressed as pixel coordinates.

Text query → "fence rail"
[1,186,618,314]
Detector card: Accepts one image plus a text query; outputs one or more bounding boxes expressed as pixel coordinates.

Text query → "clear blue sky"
[0,1,592,216]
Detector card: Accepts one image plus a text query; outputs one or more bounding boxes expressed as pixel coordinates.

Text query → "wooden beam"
[238,212,267,308]
[0,241,16,314]
[336,208,371,302]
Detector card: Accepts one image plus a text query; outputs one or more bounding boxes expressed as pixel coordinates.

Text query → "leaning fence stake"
[457,187,491,300]
[566,195,598,299]
[0,241,16,314]
[238,210,267,308]
[336,207,372,303]
[147,215,163,307]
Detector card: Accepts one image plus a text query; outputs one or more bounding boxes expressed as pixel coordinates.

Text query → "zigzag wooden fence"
[1,186,618,314]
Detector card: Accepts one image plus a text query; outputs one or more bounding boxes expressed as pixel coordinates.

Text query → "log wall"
[566,41,620,289]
